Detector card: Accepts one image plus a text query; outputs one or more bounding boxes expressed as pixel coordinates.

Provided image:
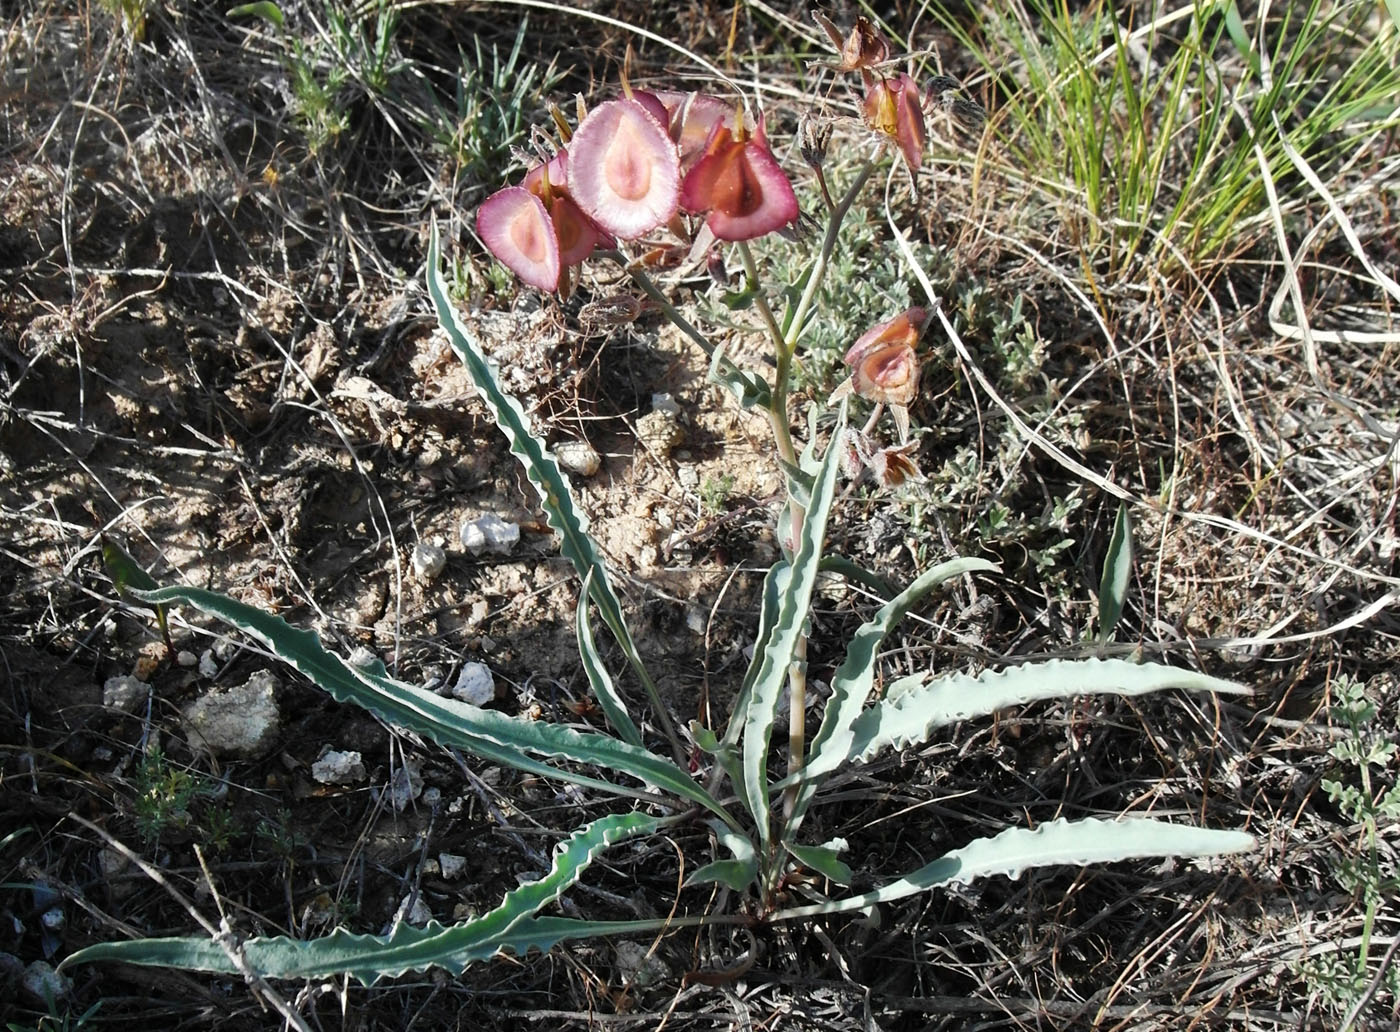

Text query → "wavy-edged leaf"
[1097,503,1132,643]
[686,820,758,891]
[707,343,771,408]
[101,536,170,643]
[784,839,852,885]
[785,557,999,829]
[128,584,731,824]
[576,579,643,746]
[773,817,1255,920]
[720,560,787,752]
[692,722,749,819]
[64,813,660,983]
[845,657,1249,768]
[741,420,845,853]
[427,224,671,740]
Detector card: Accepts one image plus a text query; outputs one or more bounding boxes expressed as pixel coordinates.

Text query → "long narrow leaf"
[1097,503,1132,643]
[840,657,1247,768]
[785,557,999,833]
[64,813,660,983]
[426,224,669,742]
[576,580,643,746]
[772,817,1255,920]
[128,584,731,823]
[720,560,787,750]
[741,421,845,854]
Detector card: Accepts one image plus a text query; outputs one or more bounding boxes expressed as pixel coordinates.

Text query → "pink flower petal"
[568,99,680,240]
[477,186,560,293]
[680,122,798,241]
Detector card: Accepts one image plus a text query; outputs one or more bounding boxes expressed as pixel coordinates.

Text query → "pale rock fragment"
[393,893,432,926]
[176,650,199,668]
[450,662,495,705]
[412,541,447,582]
[461,513,520,556]
[554,439,601,476]
[311,749,366,785]
[21,961,70,1004]
[102,674,148,714]
[439,853,468,879]
[181,670,281,759]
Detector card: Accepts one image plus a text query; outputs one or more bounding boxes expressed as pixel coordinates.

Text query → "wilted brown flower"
[868,443,921,488]
[839,306,927,406]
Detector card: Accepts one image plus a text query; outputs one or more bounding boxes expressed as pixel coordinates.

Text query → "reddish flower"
[652,90,743,170]
[568,97,681,240]
[868,443,922,488]
[477,151,604,293]
[679,116,798,242]
[840,307,927,406]
[863,74,926,171]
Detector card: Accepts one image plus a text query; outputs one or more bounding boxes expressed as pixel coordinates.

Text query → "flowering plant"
[69,13,1254,993]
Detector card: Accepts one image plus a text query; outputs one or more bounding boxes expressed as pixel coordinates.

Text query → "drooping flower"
[863,73,927,171]
[568,97,681,240]
[679,115,798,242]
[652,90,744,170]
[836,306,927,407]
[868,443,922,488]
[477,150,605,293]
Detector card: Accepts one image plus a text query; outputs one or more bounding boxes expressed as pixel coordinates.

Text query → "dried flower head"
[868,443,921,488]
[814,11,891,73]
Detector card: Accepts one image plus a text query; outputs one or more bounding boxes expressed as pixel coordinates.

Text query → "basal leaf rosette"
[569,98,681,240]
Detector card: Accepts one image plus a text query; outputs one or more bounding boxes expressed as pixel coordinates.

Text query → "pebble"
[176,650,198,668]
[554,439,601,476]
[393,894,433,927]
[198,650,219,678]
[102,675,148,714]
[450,662,495,706]
[21,960,70,1004]
[347,646,378,670]
[412,541,447,582]
[460,513,520,556]
[180,670,281,759]
[310,749,366,785]
[385,758,423,811]
[439,853,468,879]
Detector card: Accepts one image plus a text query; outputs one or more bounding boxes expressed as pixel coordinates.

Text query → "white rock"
[21,960,70,1004]
[102,675,148,713]
[451,662,495,705]
[176,650,198,668]
[422,786,442,807]
[677,465,699,489]
[412,542,447,582]
[311,749,366,785]
[385,758,423,811]
[181,670,281,759]
[650,392,680,416]
[554,439,601,476]
[198,650,219,678]
[439,853,468,879]
[347,646,378,669]
[393,893,433,926]
[460,514,520,556]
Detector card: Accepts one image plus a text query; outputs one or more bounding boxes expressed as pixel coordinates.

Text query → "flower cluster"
[478,89,799,294]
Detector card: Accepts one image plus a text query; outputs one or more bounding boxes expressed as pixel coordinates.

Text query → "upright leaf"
[741,419,845,854]
[1097,502,1132,644]
[426,224,673,748]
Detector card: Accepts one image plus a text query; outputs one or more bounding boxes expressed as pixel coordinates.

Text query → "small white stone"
[554,439,601,477]
[311,749,366,785]
[461,514,520,556]
[677,465,699,489]
[393,894,433,926]
[21,961,70,1004]
[385,758,423,811]
[40,908,63,932]
[451,662,495,706]
[650,392,680,416]
[102,675,149,714]
[412,542,447,582]
[198,650,219,678]
[347,646,378,670]
[439,853,468,879]
[176,650,198,668]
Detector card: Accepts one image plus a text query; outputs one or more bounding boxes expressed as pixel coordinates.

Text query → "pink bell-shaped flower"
[679,116,798,242]
[476,186,560,293]
[863,74,926,171]
[568,98,681,240]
